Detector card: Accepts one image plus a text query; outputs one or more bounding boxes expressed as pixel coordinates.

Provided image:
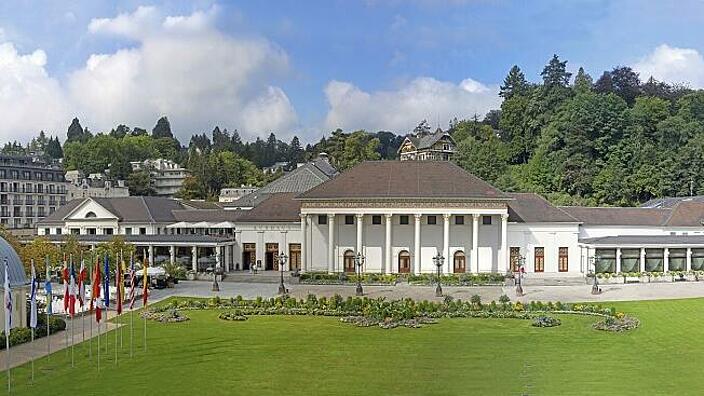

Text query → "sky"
[2,0,704,145]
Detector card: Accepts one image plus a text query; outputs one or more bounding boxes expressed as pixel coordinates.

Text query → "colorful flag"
[103,254,110,309]
[91,259,102,323]
[4,258,12,334]
[119,257,126,309]
[77,259,86,307]
[68,262,76,318]
[62,256,69,314]
[44,257,52,315]
[115,258,123,315]
[128,255,136,310]
[29,260,38,329]
[142,254,149,307]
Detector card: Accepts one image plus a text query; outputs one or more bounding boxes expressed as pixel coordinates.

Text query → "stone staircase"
[221,271,290,284]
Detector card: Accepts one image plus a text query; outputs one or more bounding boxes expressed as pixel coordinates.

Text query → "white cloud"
[323,77,500,133]
[633,44,704,88]
[78,6,297,140]
[0,42,68,142]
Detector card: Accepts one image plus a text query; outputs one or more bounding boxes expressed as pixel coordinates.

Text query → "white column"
[442,214,450,275]
[687,247,692,272]
[664,247,669,272]
[327,214,335,273]
[616,247,622,273]
[215,246,221,269]
[471,214,480,273]
[257,231,265,270]
[384,214,392,274]
[414,214,422,274]
[148,245,155,266]
[224,244,230,272]
[500,214,508,272]
[300,214,308,273]
[640,248,646,272]
[169,245,175,266]
[356,214,364,254]
[191,246,197,272]
[234,231,242,270]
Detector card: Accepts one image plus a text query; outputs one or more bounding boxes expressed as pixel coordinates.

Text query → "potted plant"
[639,272,651,283]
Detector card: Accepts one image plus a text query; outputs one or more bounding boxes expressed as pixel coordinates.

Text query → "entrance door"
[242,243,256,270]
[534,247,544,273]
[289,244,301,271]
[453,251,466,273]
[343,250,355,273]
[398,250,411,273]
[510,247,520,272]
[266,243,279,270]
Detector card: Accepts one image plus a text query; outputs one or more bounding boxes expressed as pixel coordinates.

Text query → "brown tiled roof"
[559,206,672,226]
[36,198,85,224]
[663,201,704,227]
[507,193,578,223]
[236,193,301,222]
[172,209,242,222]
[297,161,509,200]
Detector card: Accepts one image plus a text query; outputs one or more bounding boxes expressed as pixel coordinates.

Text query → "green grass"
[4,298,704,395]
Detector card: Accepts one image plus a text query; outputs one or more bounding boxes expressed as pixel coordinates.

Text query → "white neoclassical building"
[35,160,704,277]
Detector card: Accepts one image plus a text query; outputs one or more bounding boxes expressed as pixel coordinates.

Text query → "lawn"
[4,298,704,395]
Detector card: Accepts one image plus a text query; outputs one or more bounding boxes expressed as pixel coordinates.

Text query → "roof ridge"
[141,196,155,222]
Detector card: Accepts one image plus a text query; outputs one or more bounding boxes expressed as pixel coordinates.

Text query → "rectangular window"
[372,215,381,225]
[125,227,132,235]
[400,215,409,225]
[482,215,492,225]
[455,215,464,225]
[139,227,147,235]
[56,228,62,235]
[558,247,568,272]
[104,228,114,235]
[318,215,328,225]
[534,247,544,272]
[344,215,354,225]
[427,215,437,225]
[44,228,50,235]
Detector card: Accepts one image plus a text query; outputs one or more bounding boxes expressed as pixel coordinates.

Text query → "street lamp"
[354,252,365,296]
[278,252,288,295]
[591,257,601,295]
[515,254,525,296]
[433,253,445,297]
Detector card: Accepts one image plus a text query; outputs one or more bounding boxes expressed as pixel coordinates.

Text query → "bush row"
[299,272,398,285]
[407,273,506,286]
[0,315,66,350]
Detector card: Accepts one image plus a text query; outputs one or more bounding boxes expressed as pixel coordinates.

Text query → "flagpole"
[5,326,9,394]
[45,255,51,365]
[30,327,34,382]
[70,255,74,368]
[88,256,93,360]
[143,248,147,353]
[5,258,12,394]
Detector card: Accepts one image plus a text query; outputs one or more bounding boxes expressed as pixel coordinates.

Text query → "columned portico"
[500,214,508,272]
[300,215,308,272]
[471,214,480,273]
[356,214,364,254]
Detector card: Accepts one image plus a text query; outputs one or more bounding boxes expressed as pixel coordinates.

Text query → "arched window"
[343,250,356,273]
[398,250,411,273]
[85,211,97,218]
[453,251,466,273]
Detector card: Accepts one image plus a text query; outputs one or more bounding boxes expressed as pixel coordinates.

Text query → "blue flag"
[103,254,110,308]
[44,256,52,315]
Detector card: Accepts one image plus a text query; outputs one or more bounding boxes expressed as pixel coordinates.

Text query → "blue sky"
[2,0,704,143]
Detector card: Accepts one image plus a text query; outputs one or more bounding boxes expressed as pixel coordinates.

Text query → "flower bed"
[158,294,636,331]
[299,272,398,285]
[407,273,506,286]
[593,315,640,332]
[142,308,190,323]
[218,312,248,321]
[532,315,561,328]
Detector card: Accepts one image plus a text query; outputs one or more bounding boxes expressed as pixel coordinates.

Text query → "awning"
[581,234,704,247]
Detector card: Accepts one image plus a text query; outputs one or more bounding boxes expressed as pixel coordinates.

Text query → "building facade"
[398,128,456,161]
[35,160,704,277]
[219,186,258,203]
[0,155,69,230]
[65,170,129,200]
[130,159,188,198]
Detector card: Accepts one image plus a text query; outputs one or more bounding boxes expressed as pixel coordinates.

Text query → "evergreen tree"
[540,55,572,89]
[66,117,84,143]
[573,67,593,94]
[594,71,614,94]
[499,65,529,99]
[152,116,173,139]
[288,136,304,164]
[46,137,63,159]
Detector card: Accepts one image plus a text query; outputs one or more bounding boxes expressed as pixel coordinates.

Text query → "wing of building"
[0,236,29,329]
[35,158,704,276]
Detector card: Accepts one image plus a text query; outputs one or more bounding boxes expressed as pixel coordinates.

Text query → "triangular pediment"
[65,198,119,221]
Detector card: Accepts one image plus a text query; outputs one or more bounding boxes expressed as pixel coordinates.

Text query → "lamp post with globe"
[433,253,445,297]
[278,252,288,295]
[354,252,365,296]
[515,254,526,296]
